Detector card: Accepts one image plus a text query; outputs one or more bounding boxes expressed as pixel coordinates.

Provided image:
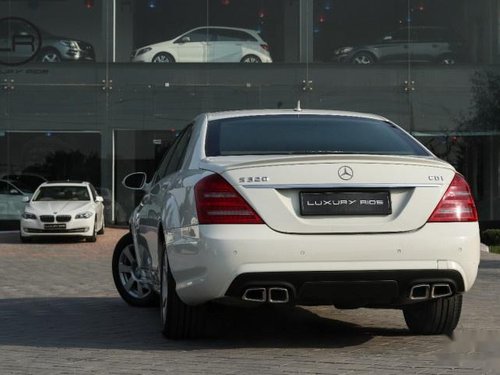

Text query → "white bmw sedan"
[112,109,480,339]
[20,181,105,243]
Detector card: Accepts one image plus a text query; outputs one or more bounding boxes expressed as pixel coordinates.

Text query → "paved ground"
[0,228,499,374]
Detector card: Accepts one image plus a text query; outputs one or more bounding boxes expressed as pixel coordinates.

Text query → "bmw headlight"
[75,211,94,219]
[60,40,79,49]
[137,47,152,56]
[336,46,354,55]
[22,212,37,220]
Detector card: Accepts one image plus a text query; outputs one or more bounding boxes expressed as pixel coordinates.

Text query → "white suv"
[131,26,272,63]
[112,109,480,339]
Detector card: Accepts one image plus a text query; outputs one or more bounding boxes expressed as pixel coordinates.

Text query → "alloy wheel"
[352,54,373,64]
[241,55,261,63]
[153,53,173,63]
[118,244,152,299]
[41,53,61,63]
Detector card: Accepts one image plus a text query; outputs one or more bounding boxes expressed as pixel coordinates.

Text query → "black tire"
[403,294,462,335]
[152,52,175,63]
[38,48,62,63]
[112,233,157,307]
[20,235,31,243]
[160,244,206,339]
[86,219,97,242]
[351,51,376,65]
[438,54,457,65]
[97,217,105,235]
[240,54,262,63]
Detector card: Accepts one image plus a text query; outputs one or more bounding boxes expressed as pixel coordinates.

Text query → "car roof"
[40,181,90,187]
[203,109,389,122]
[190,26,261,35]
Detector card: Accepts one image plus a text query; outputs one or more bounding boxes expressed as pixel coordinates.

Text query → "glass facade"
[0,0,499,227]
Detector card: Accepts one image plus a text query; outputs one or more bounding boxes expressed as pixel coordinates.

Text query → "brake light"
[260,44,270,52]
[428,174,478,222]
[195,174,264,224]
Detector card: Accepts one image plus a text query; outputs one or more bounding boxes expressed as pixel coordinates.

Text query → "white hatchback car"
[112,109,480,339]
[130,26,272,63]
[20,181,105,243]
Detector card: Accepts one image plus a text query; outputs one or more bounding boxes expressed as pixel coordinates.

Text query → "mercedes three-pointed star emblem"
[338,166,354,181]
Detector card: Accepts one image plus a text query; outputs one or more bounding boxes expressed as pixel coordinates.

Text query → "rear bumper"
[225,269,464,308]
[166,222,480,306]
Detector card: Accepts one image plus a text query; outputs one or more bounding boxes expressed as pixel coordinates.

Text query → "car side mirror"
[95,196,104,203]
[383,35,393,41]
[122,172,147,190]
[9,189,20,195]
[180,36,191,43]
[22,196,30,203]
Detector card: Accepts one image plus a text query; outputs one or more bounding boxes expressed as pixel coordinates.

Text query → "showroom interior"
[0,0,500,227]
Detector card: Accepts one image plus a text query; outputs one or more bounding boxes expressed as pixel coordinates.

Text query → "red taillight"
[194,174,264,224]
[428,174,478,222]
[260,44,270,52]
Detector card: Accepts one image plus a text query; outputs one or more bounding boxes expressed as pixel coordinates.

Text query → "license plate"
[300,191,392,216]
[44,224,66,229]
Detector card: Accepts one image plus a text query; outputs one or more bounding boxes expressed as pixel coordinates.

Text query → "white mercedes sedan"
[130,26,272,63]
[20,181,105,243]
[112,109,480,339]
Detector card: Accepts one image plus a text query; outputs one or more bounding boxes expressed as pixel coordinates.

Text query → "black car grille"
[76,41,96,60]
[40,215,55,223]
[26,228,87,234]
[56,215,72,223]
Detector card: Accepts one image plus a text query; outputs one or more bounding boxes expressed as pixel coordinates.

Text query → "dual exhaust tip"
[242,287,290,303]
[410,283,453,300]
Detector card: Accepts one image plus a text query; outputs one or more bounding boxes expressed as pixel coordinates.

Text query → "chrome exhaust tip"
[431,283,453,298]
[410,284,431,300]
[242,287,267,302]
[268,287,289,303]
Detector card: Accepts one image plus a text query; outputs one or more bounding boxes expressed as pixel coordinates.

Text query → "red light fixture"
[195,174,264,225]
[84,0,94,9]
[319,15,326,23]
[221,0,230,5]
[428,174,478,222]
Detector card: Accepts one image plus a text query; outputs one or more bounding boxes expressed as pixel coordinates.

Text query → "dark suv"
[0,21,95,63]
[333,26,463,65]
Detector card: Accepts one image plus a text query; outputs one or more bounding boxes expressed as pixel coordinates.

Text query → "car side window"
[182,29,209,43]
[154,124,192,181]
[154,138,180,182]
[215,29,256,42]
[391,29,407,42]
[0,181,9,194]
[163,125,193,178]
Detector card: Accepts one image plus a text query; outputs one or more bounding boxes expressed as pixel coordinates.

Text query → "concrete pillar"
[299,0,314,63]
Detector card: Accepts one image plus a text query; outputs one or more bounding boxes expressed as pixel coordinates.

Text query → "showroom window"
[1,0,500,227]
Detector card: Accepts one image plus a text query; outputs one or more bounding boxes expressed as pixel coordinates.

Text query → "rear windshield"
[205,115,430,156]
[33,186,91,201]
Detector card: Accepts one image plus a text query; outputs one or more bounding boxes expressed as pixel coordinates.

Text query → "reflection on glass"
[313,0,495,64]
[417,134,500,222]
[0,0,100,63]
[0,132,101,222]
[129,0,286,63]
[115,130,178,225]
[131,26,272,64]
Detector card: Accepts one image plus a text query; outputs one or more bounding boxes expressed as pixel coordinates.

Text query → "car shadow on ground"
[0,297,410,351]
[0,231,93,244]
